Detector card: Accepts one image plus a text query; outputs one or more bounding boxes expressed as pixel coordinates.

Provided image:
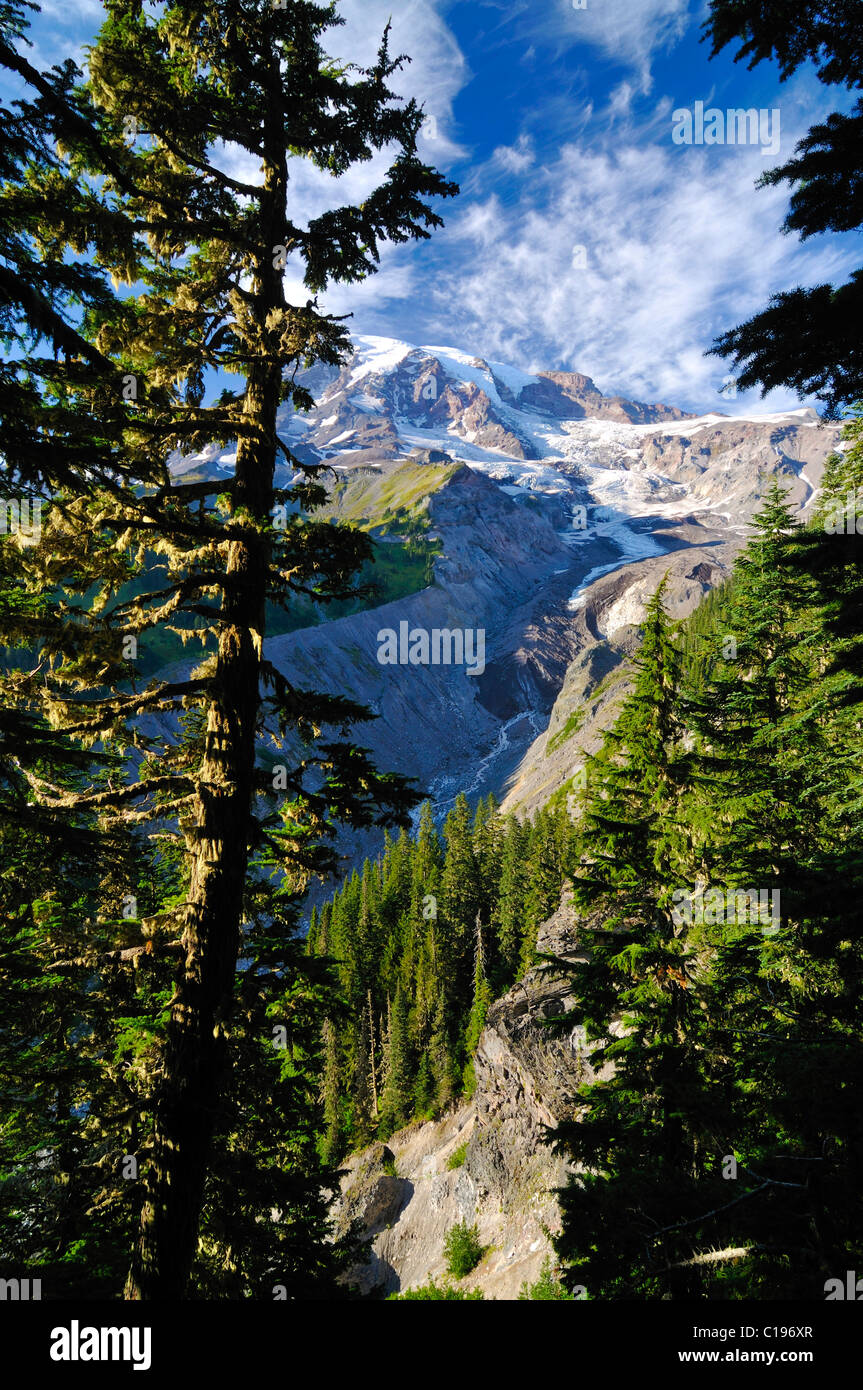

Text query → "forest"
[1,0,862,1308]
[308,463,863,1298]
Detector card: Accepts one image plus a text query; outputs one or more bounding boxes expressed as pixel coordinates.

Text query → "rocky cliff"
[332,890,593,1299]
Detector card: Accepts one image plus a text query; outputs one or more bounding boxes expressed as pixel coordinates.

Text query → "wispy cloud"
[478,0,692,94]
[420,94,853,411]
[562,0,691,93]
[336,77,856,413]
[7,0,105,72]
[219,0,469,241]
[331,0,469,162]
[9,0,856,417]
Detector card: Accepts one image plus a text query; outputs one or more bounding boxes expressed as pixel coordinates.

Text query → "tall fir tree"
[378,984,413,1138]
[493,813,529,987]
[554,579,713,1297]
[1,0,455,1297]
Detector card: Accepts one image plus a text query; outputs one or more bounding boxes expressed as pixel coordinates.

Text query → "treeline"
[307,795,572,1157]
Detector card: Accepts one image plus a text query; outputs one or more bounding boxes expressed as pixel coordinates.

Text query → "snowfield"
[170,334,835,616]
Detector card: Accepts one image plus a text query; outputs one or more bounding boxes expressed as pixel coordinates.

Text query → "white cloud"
[329,0,468,162]
[399,79,858,413]
[609,82,636,119]
[563,0,691,93]
[12,0,854,418]
[215,0,468,269]
[490,134,535,174]
[478,0,691,94]
[8,0,104,71]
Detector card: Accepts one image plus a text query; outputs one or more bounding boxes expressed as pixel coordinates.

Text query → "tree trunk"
[126,86,286,1300]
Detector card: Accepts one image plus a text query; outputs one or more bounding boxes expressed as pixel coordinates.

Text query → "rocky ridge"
[333,890,595,1299]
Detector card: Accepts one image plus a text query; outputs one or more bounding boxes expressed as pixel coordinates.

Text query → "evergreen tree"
[0,754,171,1296]
[472,793,501,889]
[684,480,821,897]
[379,985,413,1137]
[439,792,480,1017]
[462,914,492,1098]
[428,991,457,1111]
[193,895,349,1299]
[350,1008,375,1151]
[805,411,863,714]
[554,580,712,1297]
[705,1,863,414]
[553,503,863,1298]
[320,1016,343,1166]
[307,794,573,1148]
[1,0,455,1298]
[520,808,567,975]
[677,482,863,1295]
[493,814,529,988]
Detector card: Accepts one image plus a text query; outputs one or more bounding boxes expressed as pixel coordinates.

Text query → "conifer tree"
[351,1009,375,1151]
[471,793,501,888]
[0,802,161,1297]
[493,814,529,987]
[439,792,480,1016]
[1,0,455,1298]
[805,412,863,714]
[320,1016,343,1165]
[193,893,349,1299]
[379,985,413,1137]
[462,913,492,1097]
[684,480,820,895]
[428,992,457,1110]
[307,790,575,1144]
[705,1,863,413]
[520,808,567,975]
[676,482,863,1295]
[552,506,863,1297]
[554,580,711,1296]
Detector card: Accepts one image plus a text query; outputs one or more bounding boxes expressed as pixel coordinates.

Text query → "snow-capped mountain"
[285,334,691,466]
[169,335,842,851]
[174,334,837,539]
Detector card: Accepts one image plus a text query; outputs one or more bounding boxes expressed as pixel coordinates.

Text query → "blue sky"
[10,0,860,414]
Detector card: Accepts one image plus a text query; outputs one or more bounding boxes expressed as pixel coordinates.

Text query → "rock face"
[333,891,592,1299]
[526,370,691,424]
[265,463,579,842]
[500,541,735,818]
